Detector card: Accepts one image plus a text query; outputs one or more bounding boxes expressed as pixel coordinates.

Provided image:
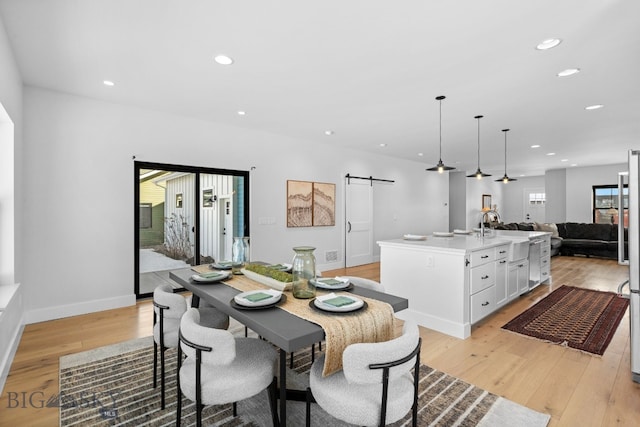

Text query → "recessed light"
[585,104,604,110]
[379,143,387,147]
[237,111,246,116]
[324,130,334,136]
[561,159,569,162]
[214,55,234,65]
[417,153,424,157]
[557,68,580,77]
[103,80,115,86]
[546,152,556,156]
[571,164,578,167]
[536,38,562,50]
[531,145,541,148]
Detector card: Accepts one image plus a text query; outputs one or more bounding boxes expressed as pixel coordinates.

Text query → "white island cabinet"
[378,236,510,339]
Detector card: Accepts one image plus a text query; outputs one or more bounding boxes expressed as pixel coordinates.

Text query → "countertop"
[377,234,511,254]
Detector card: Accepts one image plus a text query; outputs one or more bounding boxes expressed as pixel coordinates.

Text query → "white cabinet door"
[495,258,508,307]
[518,260,530,294]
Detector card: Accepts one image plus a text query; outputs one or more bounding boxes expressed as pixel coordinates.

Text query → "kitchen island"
[378,235,511,339]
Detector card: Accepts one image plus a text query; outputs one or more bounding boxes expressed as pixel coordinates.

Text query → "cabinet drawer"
[470,248,495,267]
[541,245,550,257]
[541,256,551,281]
[496,245,509,260]
[470,262,495,294]
[471,286,496,323]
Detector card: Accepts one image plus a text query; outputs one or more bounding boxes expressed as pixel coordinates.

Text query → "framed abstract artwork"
[287,180,313,227]
[286,180,336,227]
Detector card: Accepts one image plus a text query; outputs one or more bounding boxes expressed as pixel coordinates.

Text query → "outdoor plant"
[162,213,193,260]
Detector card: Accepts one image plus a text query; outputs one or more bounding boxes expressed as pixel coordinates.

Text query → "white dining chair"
[305,321,421,427]
[176,308,279,427]
[153,284,229,409]
[340,276,385,292]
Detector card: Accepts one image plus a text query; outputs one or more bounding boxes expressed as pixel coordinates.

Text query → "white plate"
[314,293,364,312]
[311,277,351,290]
[433,231,454,237]
[266,263,292,272]
[190,271,231,283]
[453,229,473,234]
[233,289,282,307]
[403,234,427,241]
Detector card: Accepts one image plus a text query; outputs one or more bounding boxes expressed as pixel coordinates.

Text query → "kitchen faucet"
[479,209,501,237]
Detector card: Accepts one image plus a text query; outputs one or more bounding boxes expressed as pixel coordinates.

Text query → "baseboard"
[24,294,137,325]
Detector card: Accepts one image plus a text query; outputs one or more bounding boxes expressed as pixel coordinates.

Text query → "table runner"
[192,266,396,376]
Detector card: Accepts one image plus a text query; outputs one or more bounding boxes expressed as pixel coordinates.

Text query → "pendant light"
[467,115,491,179]
[495,128,517,183]
[426,95,455,173]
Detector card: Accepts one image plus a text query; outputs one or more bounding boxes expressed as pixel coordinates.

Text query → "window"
[593,185,628,225]
[203,188,215,207]
[529,192,546,205]
[139,203,152,229]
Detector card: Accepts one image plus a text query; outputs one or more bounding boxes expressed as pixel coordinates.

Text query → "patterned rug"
[502,285,629,355]
[59,337,550,427]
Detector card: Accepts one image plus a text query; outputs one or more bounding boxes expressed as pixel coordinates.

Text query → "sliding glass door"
[135,161,249,298]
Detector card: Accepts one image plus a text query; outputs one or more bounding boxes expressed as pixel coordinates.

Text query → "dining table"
[169,267,408,427]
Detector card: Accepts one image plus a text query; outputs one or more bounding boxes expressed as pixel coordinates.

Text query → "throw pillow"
[535,222,559,238]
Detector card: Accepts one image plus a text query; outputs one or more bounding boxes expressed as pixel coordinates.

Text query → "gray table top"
[169,268,408,353]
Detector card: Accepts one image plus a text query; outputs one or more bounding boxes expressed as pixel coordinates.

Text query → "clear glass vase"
[291,246,317,299]
[232,237,246,275]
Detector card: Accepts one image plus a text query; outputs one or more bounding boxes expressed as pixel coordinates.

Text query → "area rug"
[502,285,629,355]
[59,337,550,427]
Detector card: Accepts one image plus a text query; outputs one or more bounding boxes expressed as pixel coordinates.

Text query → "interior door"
[218,196,233,261]
[524,188,545,223]
[345,179,374,267]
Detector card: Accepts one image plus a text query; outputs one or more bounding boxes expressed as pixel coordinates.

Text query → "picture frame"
[312,182,336,226]
[287,180,313,227]
[287,180,336,227]
[482,194,492,211]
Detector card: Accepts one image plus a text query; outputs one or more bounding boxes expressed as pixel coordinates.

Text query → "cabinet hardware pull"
[465,259,470,266]
[518,264,524,267]
[481,301,490,306]
[481,255,489,259]
[499,250,506,254]
[481,275,489,279]
[500,260,506,264]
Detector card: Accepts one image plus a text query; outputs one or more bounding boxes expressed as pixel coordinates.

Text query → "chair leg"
[290,352,294,369]
[305,387,312,427]
[311,343,315,363]
[160,347,166,409]
[233,401,237,417]
[176,345,183,427]
[267,377,279,427]
[153,341,158,388]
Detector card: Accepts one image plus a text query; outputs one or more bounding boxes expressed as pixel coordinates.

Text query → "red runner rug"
[502,285,629,355]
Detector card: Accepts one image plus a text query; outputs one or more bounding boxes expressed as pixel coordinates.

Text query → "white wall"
[500,175,546,223]
[0,12,21,288]
[21,87,449,323]
[0,11,23,395]
[545,169,566,223]
[565,163,627,223]
[464,175,504,229]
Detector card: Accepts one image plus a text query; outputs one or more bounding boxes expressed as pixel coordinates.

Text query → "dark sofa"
[495,221,627,260]
[556,222,627,260]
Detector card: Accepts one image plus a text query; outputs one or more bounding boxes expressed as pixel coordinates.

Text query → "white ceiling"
[1,0,639,177]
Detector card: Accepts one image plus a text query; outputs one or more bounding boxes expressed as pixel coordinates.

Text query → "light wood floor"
[1,256,639,426]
